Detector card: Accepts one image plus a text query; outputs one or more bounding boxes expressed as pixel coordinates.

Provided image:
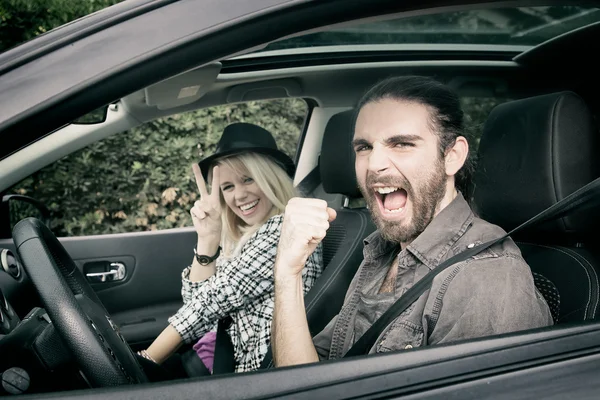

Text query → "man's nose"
[367,145,392,174]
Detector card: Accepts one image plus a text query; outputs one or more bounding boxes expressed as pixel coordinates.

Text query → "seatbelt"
[343,175,600,358]
[296,161,321,197]
[212,316,235,374]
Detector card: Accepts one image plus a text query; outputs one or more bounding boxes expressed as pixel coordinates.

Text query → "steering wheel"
[12,218,148,387]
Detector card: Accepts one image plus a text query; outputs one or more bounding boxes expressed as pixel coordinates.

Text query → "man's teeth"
[385,207,404,213]
[240,200,259,211]
[375,187,399,194]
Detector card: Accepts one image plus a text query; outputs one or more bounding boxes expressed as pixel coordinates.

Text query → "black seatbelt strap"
[343,175,600,358]
[212,316,235,374]
[296,162,321,197]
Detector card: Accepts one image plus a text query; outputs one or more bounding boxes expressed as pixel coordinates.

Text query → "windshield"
[252,6,600,53]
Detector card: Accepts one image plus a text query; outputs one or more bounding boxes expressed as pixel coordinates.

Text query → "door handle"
[85,262,126,283]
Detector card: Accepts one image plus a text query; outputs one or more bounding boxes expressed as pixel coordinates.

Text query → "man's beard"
[360,160,448,243]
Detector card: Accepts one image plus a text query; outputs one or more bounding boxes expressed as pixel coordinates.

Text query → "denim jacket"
[313,193,553,359]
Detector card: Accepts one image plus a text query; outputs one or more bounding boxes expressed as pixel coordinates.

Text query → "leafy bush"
[9,99,308,236]
[0,0,123,53]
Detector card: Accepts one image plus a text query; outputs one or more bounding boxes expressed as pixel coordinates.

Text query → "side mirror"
[0,195,51,239]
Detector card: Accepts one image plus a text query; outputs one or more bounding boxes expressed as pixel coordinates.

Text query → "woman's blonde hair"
[208,152,296,256]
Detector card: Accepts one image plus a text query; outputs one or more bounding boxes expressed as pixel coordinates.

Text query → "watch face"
[198,256,211,265]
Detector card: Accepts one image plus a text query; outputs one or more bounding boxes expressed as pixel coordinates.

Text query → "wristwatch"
[194,246,221,265]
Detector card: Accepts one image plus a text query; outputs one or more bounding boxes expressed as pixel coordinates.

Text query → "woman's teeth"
[240,200,259,211]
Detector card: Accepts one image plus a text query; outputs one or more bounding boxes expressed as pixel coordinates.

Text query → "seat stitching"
[523,243,592,320]
[305,211,367,310]
[305,211,369,312]
[559,247,600,319]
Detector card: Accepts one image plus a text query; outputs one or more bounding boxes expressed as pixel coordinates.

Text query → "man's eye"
[395,142,414,148]
[355,145,371,152]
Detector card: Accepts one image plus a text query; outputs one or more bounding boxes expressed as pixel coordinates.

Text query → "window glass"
[7,99,308,236]
[461,96,510,151]
[248,6,600,54]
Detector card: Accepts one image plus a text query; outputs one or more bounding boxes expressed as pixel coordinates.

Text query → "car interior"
[1,3,600,397]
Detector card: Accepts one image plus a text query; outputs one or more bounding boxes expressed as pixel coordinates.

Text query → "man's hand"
[272,198,335,367]
[275,198,336,280]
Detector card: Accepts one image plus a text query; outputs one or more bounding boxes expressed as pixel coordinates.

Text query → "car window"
[7,98,309,237]
[246,6,600,53]
[461,96,510,151]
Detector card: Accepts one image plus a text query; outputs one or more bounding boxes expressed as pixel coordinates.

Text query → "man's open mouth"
[374,186,408,214]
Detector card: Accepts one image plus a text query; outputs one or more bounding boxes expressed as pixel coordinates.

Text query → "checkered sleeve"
[180,265,195,306]
[168,215,284,344]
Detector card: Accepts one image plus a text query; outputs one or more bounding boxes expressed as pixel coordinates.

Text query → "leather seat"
[304,110,376,335]
[260,110,376,368]
[472,91,600,323]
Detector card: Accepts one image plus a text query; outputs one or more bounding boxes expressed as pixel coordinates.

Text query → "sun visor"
[144,62,222,110]
[226,79,302,103]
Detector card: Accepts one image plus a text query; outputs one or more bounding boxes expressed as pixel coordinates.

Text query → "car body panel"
[2,0,600,398]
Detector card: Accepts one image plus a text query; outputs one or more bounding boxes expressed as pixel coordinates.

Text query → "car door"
[2,0,600,398]
[0,97,310,349]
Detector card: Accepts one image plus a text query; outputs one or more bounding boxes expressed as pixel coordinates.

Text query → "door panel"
[0,227,198,347]
[59,227,198,346]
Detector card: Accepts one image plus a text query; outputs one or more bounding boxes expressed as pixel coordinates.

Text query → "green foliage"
[460,97,509,150]
[9,99,308,237]
[0,0,123,52]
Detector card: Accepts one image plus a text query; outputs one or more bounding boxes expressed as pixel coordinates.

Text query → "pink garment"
[193,331,217,373]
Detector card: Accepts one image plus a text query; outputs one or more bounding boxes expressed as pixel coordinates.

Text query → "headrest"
[320,110,362,198]
[472,91,600,240]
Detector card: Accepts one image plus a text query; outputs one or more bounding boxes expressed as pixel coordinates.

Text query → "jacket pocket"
[376,319,424,352]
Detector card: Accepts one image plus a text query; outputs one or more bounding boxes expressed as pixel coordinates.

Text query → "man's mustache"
[364,173,412,193]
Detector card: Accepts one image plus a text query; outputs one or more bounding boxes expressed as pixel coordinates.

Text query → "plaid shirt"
[168,214,323,372]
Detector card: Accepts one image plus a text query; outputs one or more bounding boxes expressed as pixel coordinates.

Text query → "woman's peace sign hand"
[191,164,223,240]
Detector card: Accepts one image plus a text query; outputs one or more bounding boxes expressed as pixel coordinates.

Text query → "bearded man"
[271,76,552,365]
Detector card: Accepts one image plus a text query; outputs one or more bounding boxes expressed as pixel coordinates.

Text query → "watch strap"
[194,246,221,265]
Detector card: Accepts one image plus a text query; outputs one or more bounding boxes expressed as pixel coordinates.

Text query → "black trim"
[25,322,600,399]
[221,50,521,73]
[515,21,600,69]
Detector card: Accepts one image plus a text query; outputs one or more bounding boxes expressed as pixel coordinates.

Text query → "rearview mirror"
[0,195,51,239]
[72,104,110,124]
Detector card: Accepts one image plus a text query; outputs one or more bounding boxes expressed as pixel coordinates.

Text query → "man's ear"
[445,136,468,177]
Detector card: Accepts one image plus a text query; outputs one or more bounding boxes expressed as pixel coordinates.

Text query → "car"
[1,0,600,398]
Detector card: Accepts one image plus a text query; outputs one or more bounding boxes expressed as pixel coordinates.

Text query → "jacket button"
[467,243,475,249]
[405,344,413,349]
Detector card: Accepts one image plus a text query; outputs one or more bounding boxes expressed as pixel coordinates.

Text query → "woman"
[138,122,323,374]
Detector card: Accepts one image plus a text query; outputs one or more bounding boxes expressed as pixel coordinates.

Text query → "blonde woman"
[139,123,323,375]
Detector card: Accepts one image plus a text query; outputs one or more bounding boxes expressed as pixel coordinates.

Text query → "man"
[271,76,552,366]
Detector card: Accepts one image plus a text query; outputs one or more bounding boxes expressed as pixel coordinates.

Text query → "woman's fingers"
[192,164,208,198]
[210,166,221,202]
[191,207,206,221]
[193,200,218,219]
